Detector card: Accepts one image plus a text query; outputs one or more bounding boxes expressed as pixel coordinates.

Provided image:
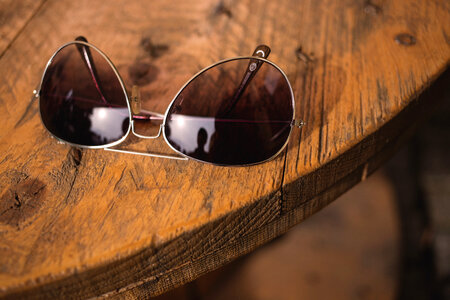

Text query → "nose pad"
[130,85,141,115]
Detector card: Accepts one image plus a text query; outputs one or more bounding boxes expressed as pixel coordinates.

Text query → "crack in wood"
[113,166,128,192]
[0,0,48,59]
[14,96,38,129]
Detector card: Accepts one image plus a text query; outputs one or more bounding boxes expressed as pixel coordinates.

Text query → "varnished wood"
[0,0,448,298]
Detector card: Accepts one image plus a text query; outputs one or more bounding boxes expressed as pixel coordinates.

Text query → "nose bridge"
[129,84,167,138]
[131,120,163,139]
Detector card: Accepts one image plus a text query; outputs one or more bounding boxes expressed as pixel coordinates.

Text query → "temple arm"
[74,36,109,104]
[75,37,162,122]
[218,45,271,116]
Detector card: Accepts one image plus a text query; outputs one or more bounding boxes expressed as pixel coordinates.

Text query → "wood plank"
[0,0,45,55]
[0,0,448,298]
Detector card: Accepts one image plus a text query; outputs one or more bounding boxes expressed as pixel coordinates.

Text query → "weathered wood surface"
[0,0,448,298]
[0,0,44,54]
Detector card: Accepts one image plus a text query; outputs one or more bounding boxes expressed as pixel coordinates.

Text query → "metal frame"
[36,41,132,150]
[35,40,302,166]
[160,56,297,167]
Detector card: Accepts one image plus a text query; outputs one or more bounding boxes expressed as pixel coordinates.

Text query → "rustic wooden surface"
[0,0,448,298]
[0,0,45,54]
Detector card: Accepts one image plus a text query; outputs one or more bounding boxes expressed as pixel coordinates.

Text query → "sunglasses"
[34,36,304,166]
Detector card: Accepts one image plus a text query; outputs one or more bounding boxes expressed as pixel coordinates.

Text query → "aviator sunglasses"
[34,36,304,166]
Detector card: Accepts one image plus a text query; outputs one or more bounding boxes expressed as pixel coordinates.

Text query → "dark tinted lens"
[164,58,293,165]
[39,43,130,147]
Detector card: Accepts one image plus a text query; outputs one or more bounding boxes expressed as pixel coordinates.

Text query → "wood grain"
[0,0,448,298]
[0,0,45,55]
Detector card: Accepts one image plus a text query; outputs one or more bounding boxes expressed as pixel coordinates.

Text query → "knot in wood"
[395,33,416,46]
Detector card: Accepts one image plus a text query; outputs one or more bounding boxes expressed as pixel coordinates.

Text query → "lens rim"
[37,41,132,149]
[162,56,295,166]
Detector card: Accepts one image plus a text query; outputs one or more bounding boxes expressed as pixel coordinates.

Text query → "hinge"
[32,89,39,100]
[292,119,305,128]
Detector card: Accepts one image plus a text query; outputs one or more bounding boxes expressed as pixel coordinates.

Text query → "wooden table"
[0,0,448,298]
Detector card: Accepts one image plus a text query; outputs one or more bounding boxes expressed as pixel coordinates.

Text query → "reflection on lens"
[39,43,129,147]
[164,58,293,165]
[167,115,215,154]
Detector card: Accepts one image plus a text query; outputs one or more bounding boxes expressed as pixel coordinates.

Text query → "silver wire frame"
[35,40,301,166]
